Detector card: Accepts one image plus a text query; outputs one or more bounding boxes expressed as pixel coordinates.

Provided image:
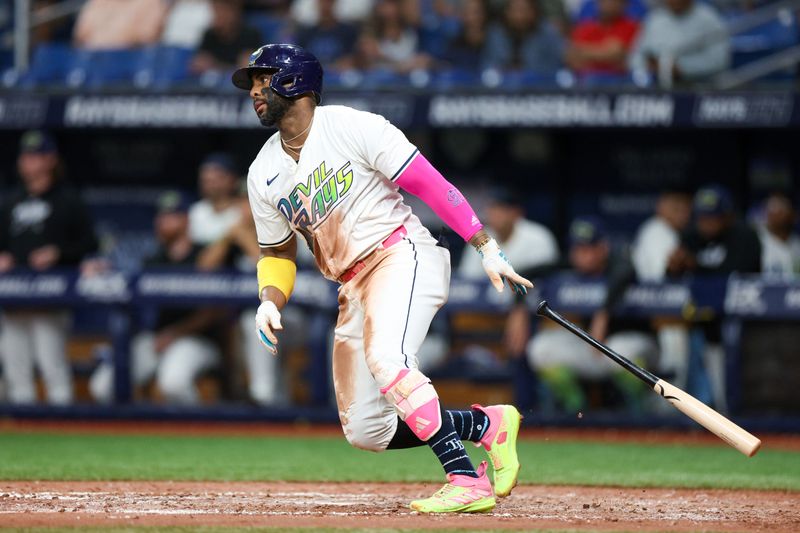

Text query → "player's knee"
[381,368,441,442]
[341,415,392,452]
[156,368,194,404]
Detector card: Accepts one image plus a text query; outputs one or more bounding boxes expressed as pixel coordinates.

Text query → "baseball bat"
[536,300,762,457]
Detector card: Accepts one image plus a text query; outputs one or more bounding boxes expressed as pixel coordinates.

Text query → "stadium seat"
[248,13,290,43]
[575,0,647,21]
[21,43,76,86]
[431,68,481,90]
[64,48,152,89]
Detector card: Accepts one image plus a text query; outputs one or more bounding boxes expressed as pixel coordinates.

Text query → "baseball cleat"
[473,404,522,497]
[409,461,495,513]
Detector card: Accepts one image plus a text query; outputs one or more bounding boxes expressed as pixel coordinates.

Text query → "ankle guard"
[381,369,442,441]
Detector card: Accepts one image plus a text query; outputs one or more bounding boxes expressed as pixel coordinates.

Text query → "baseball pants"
[89,332,220,404]
[0,310,72,405]
[528,328,656,379]
[333,223,450,452]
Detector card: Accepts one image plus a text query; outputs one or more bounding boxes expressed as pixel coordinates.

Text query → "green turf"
[0,432,797,490]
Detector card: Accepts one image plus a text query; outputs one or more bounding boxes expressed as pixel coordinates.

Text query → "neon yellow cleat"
[409,461,496,513]
[473,404,522,497]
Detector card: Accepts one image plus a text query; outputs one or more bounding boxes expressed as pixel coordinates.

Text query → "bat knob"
[536,300,550,316]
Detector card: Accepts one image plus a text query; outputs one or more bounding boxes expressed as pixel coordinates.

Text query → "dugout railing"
[0,269,798,428]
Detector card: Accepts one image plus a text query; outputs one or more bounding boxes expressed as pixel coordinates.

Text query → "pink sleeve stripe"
[395,153,483,242]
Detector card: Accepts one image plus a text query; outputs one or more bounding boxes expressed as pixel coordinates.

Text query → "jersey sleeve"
[247,171,293,248]
[345,109,419,181]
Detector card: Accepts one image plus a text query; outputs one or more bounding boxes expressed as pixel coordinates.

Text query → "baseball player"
[233,44,532,513]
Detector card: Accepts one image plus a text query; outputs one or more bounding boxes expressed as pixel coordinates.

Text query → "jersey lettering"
[277,160,354,231]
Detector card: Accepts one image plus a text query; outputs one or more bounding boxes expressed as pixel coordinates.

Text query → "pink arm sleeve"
[395,153,483,242]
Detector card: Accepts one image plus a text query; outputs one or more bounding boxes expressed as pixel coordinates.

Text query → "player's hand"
[478,238,534,295]
[255,300,282,355]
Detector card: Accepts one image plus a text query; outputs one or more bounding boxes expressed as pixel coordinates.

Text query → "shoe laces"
[432,483,460,500]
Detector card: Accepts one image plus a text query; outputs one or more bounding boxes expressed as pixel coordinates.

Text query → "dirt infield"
[1,481,798,532]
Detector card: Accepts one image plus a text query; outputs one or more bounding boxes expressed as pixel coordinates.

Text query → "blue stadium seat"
[578,72,637,88]
[248,13,290,43]
[730,11,799,82]
[64,48,151,88]
[22,43,76,86]
[497,70,559,89]
[145,46,194,89]
[431,68,481,90]
[575,0,647,21]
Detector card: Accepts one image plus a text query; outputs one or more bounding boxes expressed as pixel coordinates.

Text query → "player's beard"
[259,88,293,128]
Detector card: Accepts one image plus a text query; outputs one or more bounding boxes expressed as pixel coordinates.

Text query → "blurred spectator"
[291,0,375,25]
[198,196,296,406]
[0,131,98,405]
[89,191,226,405]
[631,190,692,281]
[190,0,263,75]
[667,185,761,411]
[459,187,559,355]
[483,0,564,72]
[629,0,730,83]
[441,0,490,70]
[31,0,76,48]
[667,185,761,277]
[187,156,293,406]
[73,0,169,49]
[294,0,359,69]
[526,216,655,412]
[161,0,213,48]
[631,190,692,391]
[757,192,800,278]
[345,0,432,73]
[188,153,243,248]
[565,0,639,75]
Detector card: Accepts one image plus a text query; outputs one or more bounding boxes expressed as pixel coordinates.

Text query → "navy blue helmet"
[232,44,323,103]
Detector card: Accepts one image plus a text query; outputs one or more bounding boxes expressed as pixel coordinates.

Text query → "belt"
[338,225,408,284]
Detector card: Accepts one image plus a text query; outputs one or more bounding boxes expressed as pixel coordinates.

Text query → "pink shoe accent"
[497,432,507,445]
[447,461,492,493]
[472,404,503,451]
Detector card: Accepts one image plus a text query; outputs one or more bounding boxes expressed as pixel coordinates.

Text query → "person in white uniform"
[458,186,559,356]
[233,44,533,513]
[631,190,692,389]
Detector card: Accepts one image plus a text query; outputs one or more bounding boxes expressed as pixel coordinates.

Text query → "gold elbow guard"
[257,256,297,301]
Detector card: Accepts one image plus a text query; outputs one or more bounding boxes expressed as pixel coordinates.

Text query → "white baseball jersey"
[247,105,422,280]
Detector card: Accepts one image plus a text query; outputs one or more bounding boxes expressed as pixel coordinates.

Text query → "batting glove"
[255,300,283,355]
[478,238,534,295]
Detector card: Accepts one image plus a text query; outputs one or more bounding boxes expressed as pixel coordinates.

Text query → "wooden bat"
[536,301,762,457]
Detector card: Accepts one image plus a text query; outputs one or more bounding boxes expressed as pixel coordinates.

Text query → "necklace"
[280,116,313,150]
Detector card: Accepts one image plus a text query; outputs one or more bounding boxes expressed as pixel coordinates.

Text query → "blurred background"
[0,0,799,431]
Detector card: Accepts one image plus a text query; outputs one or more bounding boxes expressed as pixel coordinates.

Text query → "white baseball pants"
[0,310,72,405]
[528,328,656,379]
[89,332,220,405]
[333,224,450,452]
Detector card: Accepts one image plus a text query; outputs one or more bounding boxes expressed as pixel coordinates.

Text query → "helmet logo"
[248,47,264,67]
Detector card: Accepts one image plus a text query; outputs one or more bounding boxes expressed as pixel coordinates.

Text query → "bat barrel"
[536,300,762,458]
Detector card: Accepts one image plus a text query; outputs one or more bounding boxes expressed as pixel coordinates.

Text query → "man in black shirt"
[190,0,263,75]
[0,131,98,404]
[667,185,761,276]
[666,185,761,410]
[526,216,655,412]
[89,191,225,404]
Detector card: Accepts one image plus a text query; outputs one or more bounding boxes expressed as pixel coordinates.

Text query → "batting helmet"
[232,44,323,103]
